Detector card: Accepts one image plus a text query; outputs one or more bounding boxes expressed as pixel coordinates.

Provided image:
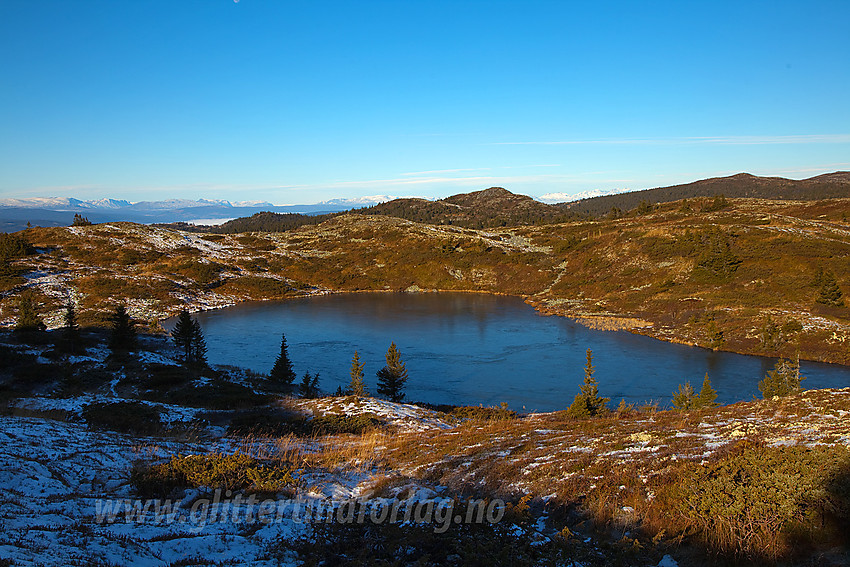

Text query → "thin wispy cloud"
[401,164,563,177]
[401,168,491,176]
[270,173,635,199]
[492,134,850,146]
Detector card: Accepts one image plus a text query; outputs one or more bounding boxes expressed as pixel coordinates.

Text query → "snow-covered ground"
[0,416,304,566]
[292,396,455,432]
[0,413,441,566]
[0,390,505,566]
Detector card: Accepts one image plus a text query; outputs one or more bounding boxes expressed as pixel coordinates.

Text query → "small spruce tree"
[567,349,609,418]
[298,371,320,398]
[108,305,136,352]
[672,382,697,410]
[72,213,92,226]
[759,314,780,350]
[298,371,312,398]
[171,310,206,366]
[190,318,207,366]
[758,358,805,398]
[62,300,80,353]
[636,200,654,215]
[697,373,719,408]
[349,350,365,397]
[706,194,728,212]
[15,290,45,333]
[269,333,296,386]
[615,398,636,417]
[172,311,194,362]
[693,230,741,283]
[816,270,845,307]
[376,342,408,402]
[705,316,725,350]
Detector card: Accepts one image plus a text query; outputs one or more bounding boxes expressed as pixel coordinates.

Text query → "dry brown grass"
[348,389,850,559]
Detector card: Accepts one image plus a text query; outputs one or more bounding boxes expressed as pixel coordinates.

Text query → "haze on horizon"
[1,1,848,205]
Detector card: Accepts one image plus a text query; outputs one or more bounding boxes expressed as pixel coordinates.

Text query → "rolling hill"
[561,171,850,216]
[205,172,850,233]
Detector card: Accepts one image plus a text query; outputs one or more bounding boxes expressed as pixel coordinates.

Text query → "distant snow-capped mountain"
[231,200,275,208]
[0,197,134,209]
[0,197,89,209]
[0,197,276,210]
[126,199,230,210]
[319,195,396,207]
[85,198,133,209]
[0,195,358,232]
[538,187,630,204]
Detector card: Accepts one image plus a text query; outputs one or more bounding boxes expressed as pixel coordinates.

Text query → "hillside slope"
[1,196,849,364]
[562,171,850,215]
[352,186,570,228]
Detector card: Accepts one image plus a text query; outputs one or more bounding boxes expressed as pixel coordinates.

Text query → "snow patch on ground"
[293,396,455,432]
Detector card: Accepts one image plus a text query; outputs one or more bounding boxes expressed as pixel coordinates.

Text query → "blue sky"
[1,0,848,204]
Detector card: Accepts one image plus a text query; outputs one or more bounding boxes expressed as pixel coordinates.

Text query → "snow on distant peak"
[319,195,396,207]
[0,197,131,209]
[128,198,235,210]
[538,187,630,204]
[0,197,81,208]
[85,198,132,209]
[231,200,275,207]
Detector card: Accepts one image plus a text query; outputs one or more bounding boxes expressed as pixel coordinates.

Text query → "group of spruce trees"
[568,347,808,415]
[108,306,209,368]
[12,294,207,363]
[268,334,409,401]
[566,348,719,415]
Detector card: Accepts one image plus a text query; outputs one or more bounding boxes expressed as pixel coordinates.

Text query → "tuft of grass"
[310,413,383,435]
[450,405,518,421]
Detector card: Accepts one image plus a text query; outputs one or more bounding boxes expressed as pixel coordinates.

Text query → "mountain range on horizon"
[1,171,848,232]
[0,195,400,232]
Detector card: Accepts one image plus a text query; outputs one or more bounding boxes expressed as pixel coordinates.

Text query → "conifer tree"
[15,290,45,333]
[108,305,136,352]
[269,333,296,386]
[697,373,719,408]
[311,371,320,397]
[298,371,320,398]
[190,318,207,366]
[816,270,845,307]
[298,371,312,398]
[62,300,80,353]
[705,316,725,350]
[567,349,609,418]
[672,382,696,410]
[172,310,194,361]
[64,300,78,332]
[758,358,805,398]
[615,398,635,417]
[376,342,408,402]
[349,350,365,396]
[759,314,780,350]
[72,213,92,226]
[171,310,206,366]
[694,230,741,282]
